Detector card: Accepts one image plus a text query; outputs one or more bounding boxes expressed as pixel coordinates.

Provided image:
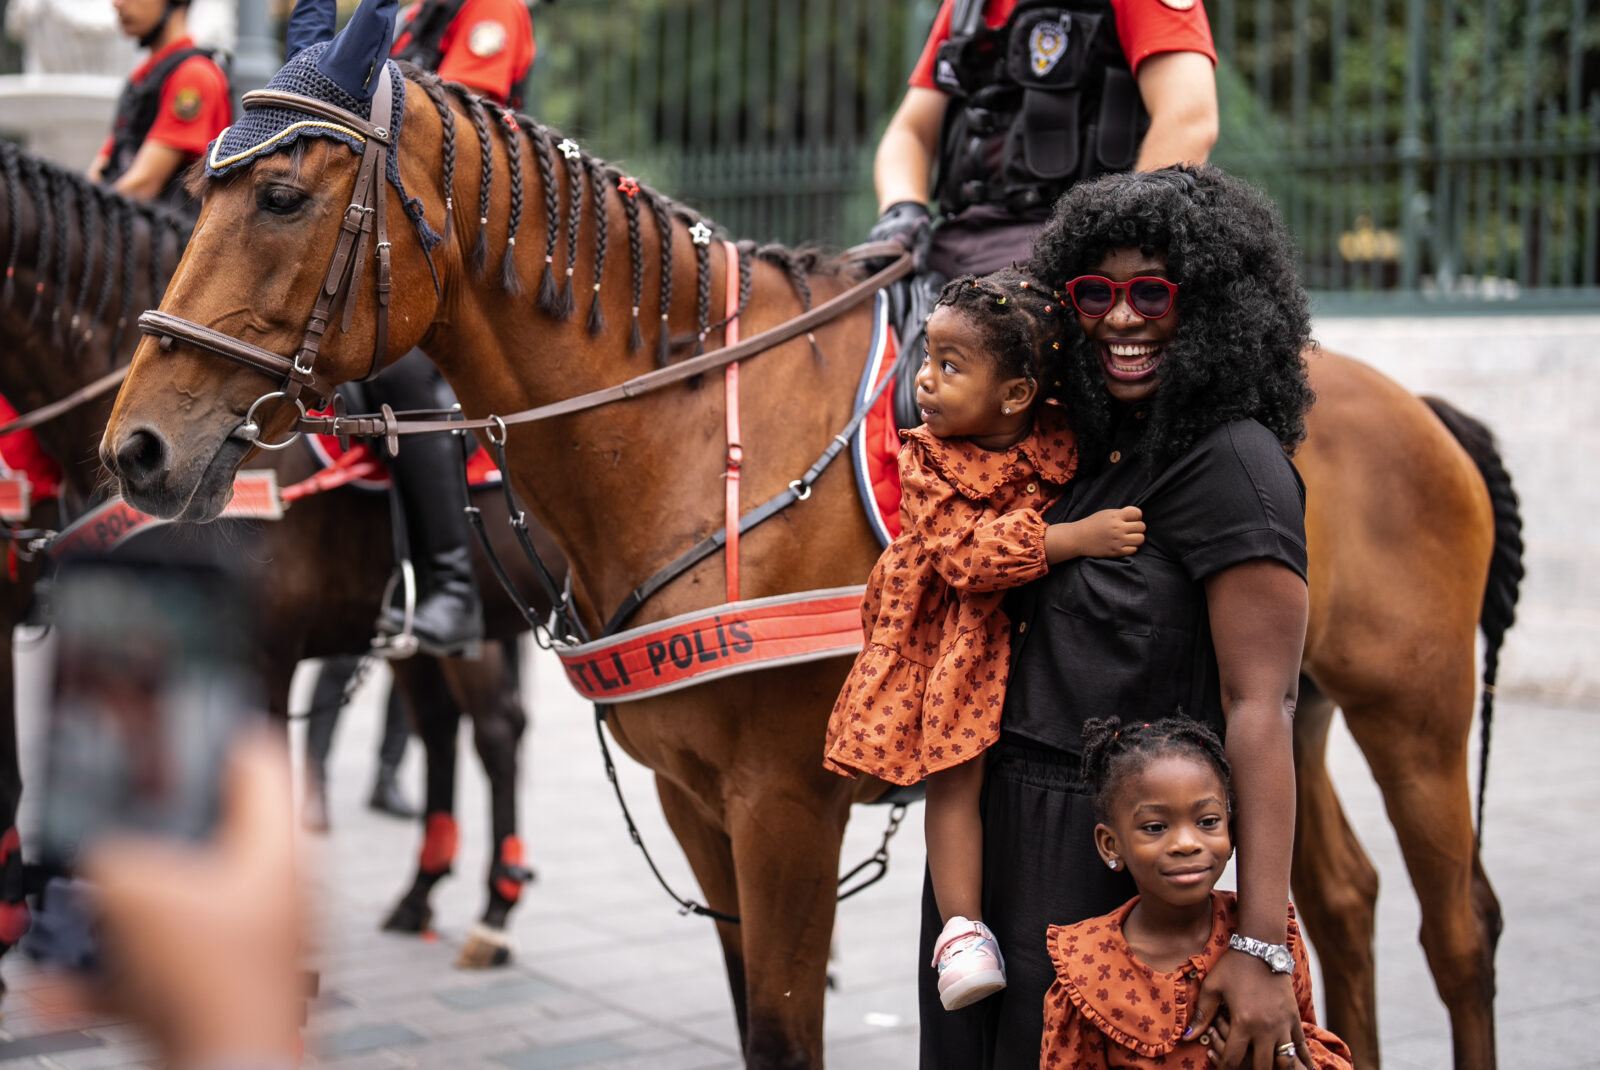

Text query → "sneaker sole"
[940,970,1006,1011]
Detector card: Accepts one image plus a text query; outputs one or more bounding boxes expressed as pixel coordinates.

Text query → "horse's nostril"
[115,428,169,488]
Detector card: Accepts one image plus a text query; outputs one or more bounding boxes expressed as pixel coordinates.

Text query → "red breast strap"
[723,240,743,603]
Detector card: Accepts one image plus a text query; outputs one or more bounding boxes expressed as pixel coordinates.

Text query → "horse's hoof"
[455,922,513,969]
[381,898,432,934]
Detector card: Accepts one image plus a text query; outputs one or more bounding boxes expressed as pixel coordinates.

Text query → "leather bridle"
[135,64,914,451]
[139,64,397,449]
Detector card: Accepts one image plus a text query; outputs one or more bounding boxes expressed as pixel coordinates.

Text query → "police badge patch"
[467,20,508,58]
[1029,16,1071,76]
[172,87,202,122]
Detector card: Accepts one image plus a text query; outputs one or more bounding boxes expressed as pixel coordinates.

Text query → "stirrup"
[371,559,419,660]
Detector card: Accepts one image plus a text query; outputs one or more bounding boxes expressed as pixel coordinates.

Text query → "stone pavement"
[0,638,1592,1068]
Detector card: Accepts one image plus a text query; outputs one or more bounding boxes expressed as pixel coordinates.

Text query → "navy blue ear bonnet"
[204,0,439,248]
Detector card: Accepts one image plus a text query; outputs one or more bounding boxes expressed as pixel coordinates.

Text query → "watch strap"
[1228,932,1293,974]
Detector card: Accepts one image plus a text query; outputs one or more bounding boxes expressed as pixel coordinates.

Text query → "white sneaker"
[931,916,1007,1010]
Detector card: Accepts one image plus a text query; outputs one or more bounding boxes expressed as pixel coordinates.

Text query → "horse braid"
[2,146,21,307]
[495,106,524,296]
[51,170,73,347]
[70,182,97,353]
[527,123,563,317]
[622,179,643,352]
[23,158,50,324]
[423,81,458,247]
[90,188,118,346]
[460,89,493,277]
[649,195,674,367]
[585,158,608,336]
[559,146,582,320]
[692,218,710,356]
[111,199,137,357]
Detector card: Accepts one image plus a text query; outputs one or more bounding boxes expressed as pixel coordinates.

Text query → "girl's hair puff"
[933,267,1067,385]
[1081,716,1233,825]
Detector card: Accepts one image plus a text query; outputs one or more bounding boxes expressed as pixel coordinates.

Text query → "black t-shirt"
[1001,411,1308,753]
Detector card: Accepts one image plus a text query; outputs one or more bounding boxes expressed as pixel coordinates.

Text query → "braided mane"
[0,140,191,360]
[410,71,845,370]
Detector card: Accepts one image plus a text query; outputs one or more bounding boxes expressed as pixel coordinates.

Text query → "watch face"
[1267,946,1295,973]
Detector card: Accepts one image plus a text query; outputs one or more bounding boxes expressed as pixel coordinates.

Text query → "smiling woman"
[916,166,1317,1069]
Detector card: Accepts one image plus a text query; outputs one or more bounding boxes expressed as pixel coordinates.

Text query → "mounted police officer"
[87,0,231,212]
[869,0,1218,394]
[302,0,535,830]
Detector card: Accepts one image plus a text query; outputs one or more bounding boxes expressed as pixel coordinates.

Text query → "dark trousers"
[917,738,1136,1070]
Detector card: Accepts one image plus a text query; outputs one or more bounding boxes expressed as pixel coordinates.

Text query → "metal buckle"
[232,391,308,451]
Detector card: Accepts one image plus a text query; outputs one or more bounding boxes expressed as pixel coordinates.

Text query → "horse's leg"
[725,777,851,1068]
[654,776,747,1048]
[1343,685,1501,1070]
[448,640,532,968]
[383,656,459,934]
[0,628,28,987]
[1291,677,1381,1067]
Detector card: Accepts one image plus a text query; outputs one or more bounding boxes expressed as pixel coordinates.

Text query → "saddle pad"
[305,423,503,491]
[850,292,904,548]
[0,394,64,518]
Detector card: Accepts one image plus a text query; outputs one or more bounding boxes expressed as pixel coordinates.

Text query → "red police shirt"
[393,0,535,105]
[99,36,232,161]
[909,0,1216,87]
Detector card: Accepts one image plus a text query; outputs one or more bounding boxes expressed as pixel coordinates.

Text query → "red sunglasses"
[1063,275,1180,320]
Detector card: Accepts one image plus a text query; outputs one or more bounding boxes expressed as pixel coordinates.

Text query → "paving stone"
[493,1038,633,1070]
[435,977,566,1010]
[312,1023,426,1059]
[0,1032,103,1062]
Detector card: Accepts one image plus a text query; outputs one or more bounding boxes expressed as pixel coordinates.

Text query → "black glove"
[863,200,932,272]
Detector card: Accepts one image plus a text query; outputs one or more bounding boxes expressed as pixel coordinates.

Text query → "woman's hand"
[1188,952,1311,1068]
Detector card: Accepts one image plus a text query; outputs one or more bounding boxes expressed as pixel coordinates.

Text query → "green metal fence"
[523,0,938,251]
[524,0,1599,310]
[1210,0,1600,310]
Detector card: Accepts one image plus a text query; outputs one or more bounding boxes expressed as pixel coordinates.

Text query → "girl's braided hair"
[1081,716,1233,824]
[934,267,1067,384]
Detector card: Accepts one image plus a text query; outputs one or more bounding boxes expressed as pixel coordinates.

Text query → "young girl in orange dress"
[1040,717,1353,1069]
[824,268,1146,1011]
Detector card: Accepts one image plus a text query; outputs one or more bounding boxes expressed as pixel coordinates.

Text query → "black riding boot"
[381,429,484,657]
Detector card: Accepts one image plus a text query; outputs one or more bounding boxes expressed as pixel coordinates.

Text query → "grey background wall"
[1312,314,1598,704]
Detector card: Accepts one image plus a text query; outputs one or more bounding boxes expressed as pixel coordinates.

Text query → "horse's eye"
[260,187,306,214]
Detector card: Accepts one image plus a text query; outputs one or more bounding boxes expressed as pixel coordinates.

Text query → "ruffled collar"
[1046,892,1236,1058]
[902,403,1078,500]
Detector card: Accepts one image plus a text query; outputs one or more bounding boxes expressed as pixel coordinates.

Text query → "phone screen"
[37,560,261,868]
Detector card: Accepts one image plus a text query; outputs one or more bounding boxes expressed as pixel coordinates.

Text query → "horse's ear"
[284,0,338,62]
[316,0,399,102]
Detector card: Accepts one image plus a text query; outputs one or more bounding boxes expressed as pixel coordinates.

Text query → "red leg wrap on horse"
[419,813,458,874]
[0,902,28,945]
[493,836,524,902]
[1,826,20,861]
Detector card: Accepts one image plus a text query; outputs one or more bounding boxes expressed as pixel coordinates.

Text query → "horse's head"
[102,0,445,520]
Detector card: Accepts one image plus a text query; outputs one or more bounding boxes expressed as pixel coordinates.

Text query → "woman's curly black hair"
[1027,165,1313,468]
[933,267,1067,384]
[1081,716,1233,825]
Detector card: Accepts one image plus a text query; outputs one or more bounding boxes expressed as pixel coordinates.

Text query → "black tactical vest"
[103,46,220,213]
[933,0,1148,217]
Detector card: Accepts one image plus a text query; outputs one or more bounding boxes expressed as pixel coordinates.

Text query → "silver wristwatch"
[1228,933,1294,974]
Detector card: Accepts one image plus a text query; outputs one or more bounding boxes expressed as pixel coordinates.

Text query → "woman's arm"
[1185,558,1312,1069]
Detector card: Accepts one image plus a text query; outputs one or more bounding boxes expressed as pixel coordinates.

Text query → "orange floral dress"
[1041,892,1354,1069]
[823,406,1078,785]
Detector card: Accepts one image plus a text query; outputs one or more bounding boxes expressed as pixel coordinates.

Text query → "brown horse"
[0,140,560,971]
[101,67,1517,1068]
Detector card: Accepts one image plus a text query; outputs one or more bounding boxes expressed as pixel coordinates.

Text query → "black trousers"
[917,738,1136,1070]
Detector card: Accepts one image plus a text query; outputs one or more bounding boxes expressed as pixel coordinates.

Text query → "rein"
[0,366,131,440]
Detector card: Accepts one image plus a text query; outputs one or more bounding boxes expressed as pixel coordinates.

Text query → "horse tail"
[1421,396,1525,843]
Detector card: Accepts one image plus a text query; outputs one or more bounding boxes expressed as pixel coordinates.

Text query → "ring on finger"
[1275,1041,1298,1061]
